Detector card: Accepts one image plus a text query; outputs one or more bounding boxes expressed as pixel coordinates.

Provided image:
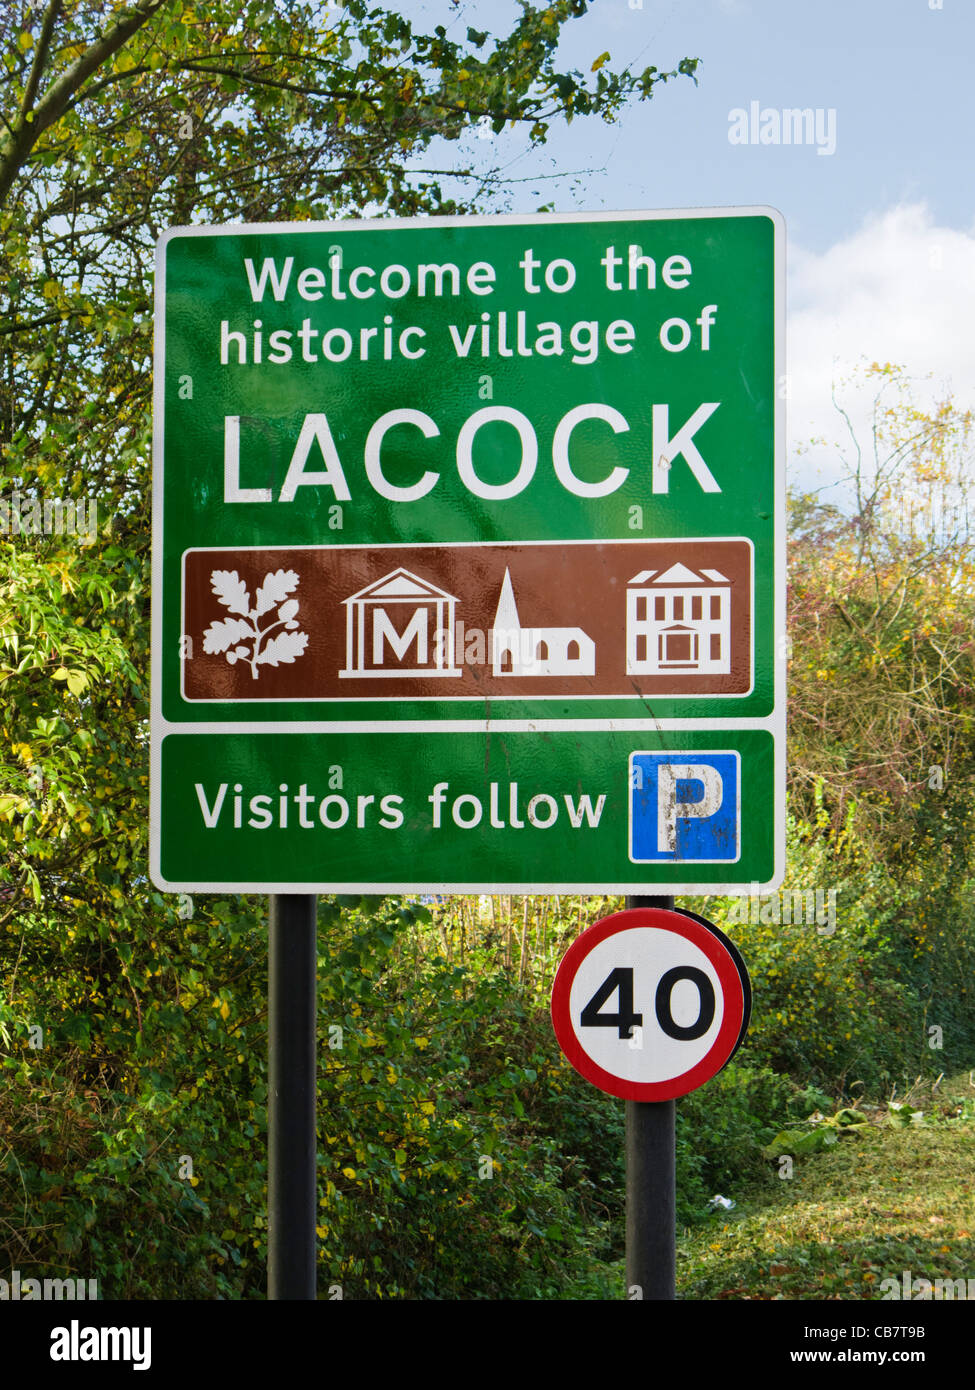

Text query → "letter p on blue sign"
[629,752,740,863]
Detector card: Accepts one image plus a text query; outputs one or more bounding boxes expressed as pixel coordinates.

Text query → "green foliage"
[676,1063,793,1219]
[0,886,269,1296]
[786,1083,835,1118]
[887,1100,925,1129]
[313,899,621,1298]
[712,905,921,1092]
[761,1105,871,1161]
[0,895,623,1298]
[704,799,975,1092]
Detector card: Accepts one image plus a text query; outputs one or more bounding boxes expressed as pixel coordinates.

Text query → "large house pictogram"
[340,568,462,677]
[626,562,732,676]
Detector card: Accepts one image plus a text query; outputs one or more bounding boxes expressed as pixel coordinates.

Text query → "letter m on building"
[373,607,428,664]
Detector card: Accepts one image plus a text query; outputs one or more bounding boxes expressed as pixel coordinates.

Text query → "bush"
[700,811,974,1093]
[676,1062,793,1222]
[299,898,626,1299]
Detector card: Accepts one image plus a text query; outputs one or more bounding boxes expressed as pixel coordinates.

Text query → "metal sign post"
[267,894,318,1300]
[624,893,674,1301]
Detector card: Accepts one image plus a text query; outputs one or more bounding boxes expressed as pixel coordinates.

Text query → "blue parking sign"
[629,752,740,863]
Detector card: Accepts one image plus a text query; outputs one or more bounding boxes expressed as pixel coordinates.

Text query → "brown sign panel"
[181,539,752,701]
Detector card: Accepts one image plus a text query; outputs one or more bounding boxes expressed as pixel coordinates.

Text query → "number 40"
[580,966,715,1041]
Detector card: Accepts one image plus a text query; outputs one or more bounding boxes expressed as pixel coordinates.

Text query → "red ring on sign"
[551,907,747,1101]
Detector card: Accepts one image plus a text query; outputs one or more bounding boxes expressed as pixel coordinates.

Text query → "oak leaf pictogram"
[202,568,309,680]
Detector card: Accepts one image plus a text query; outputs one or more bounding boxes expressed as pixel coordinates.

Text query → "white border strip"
[158,717,777,734]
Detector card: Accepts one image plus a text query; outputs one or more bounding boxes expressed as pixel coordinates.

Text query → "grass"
[675,1072,975,1300]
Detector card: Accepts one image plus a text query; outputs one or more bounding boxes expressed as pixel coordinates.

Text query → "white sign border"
[151,205,786,895]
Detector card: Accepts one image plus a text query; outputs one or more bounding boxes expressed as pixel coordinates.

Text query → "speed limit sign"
[551,907,750,1101]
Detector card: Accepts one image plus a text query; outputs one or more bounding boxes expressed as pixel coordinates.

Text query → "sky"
[393,0,975,501]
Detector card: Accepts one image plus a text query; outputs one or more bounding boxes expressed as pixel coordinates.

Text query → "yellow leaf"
[591,50,610,72]
[341,1167,356,1180]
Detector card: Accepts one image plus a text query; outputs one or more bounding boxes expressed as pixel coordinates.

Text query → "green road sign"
[151,208,785,892]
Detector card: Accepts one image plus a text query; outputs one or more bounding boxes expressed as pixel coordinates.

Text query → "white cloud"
[786,203,975,498]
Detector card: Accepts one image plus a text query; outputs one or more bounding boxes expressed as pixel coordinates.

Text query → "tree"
[1,0,698,493]
[786,364,975,1065]
[788,361,975,847]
